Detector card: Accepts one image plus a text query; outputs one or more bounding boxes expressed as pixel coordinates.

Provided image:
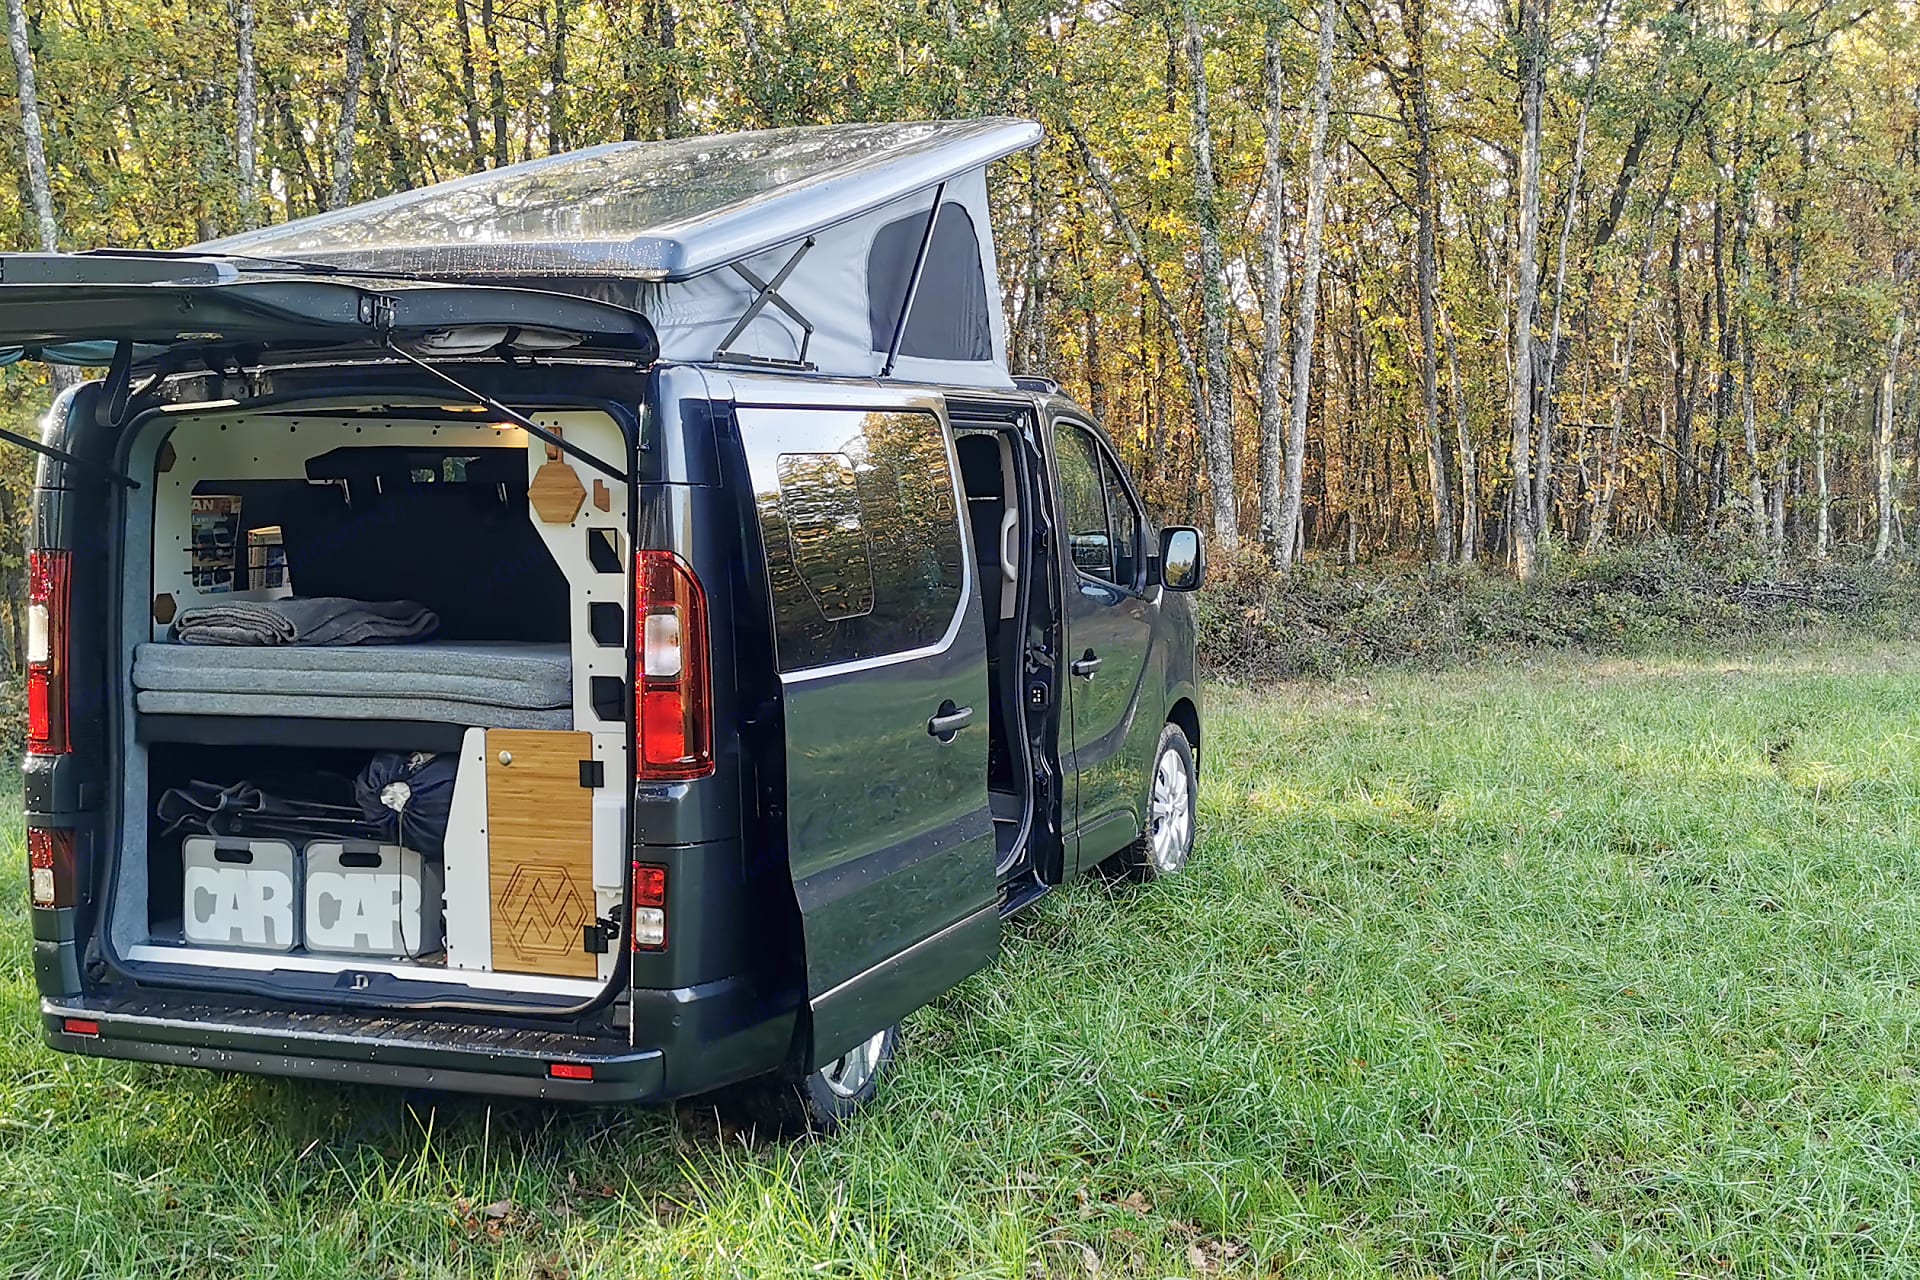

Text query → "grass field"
[3,641,1920,1277]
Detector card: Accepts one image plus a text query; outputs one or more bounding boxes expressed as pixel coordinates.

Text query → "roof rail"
[1012,375,1061,396]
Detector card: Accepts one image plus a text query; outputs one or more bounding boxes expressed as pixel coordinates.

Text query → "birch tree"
[6,0,58,254]
[1507,0,1547,580]
[1182,1,1240,548]
[329,0,371,209]
[1407,0,1452,564]
[235,0,260,227]
[1256,16,1288,550]
[1275,0,1338,572]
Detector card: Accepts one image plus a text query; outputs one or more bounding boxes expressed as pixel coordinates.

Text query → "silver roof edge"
[193,119,1045,286]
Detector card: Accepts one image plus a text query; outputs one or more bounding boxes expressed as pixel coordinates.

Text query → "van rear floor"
[4,639,1919,1276]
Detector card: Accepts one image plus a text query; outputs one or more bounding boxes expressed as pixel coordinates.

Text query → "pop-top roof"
[200,118,1042,284]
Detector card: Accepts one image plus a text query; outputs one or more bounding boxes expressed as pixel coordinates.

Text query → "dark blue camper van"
[4,119,1204,1132]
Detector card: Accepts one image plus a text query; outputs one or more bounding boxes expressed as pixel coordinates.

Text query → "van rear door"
[0,251,656,377]
[734,389,999,1068]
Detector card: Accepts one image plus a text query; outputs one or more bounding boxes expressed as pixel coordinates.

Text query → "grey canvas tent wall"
[201,119,1043,389]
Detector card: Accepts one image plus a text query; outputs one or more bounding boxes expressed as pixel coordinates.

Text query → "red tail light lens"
[26,550,71,755]
[634,551,712,780]
[547,1061,594,1081]
[61,1018,100,1038]
[631,862,667,950]
[27,826,76,909]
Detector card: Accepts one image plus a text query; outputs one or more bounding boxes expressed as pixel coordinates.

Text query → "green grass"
[4,640,1920,1276]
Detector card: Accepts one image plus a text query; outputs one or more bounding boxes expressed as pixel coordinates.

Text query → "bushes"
[1196,540,1920,681]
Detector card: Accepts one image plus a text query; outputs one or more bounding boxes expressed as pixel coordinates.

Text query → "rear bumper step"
[42,996,663,1101]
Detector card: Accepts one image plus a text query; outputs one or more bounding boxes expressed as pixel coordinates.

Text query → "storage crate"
[303,841,443,957]
[182,837,300,951]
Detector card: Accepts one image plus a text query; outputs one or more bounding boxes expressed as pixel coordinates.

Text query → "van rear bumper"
[41,996,665,1102]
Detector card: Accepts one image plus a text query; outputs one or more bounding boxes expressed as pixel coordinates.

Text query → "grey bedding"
[133,641,573,726]
[134,690,570,730]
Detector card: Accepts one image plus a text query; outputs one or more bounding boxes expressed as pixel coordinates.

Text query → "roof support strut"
[713,238,817,368]
[881,181,945,378]
[381,338,628,484]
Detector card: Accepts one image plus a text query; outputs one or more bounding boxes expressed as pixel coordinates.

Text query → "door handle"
[1071,652,1102,680]
[927,701,975,742]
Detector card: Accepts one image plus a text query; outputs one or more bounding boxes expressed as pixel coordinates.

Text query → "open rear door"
[0,251,657,377]
[734,390,999,1068]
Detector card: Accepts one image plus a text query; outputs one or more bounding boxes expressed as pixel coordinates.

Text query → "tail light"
[26,550,71,755]
[634,550,712,780]
[631,862,667,950]
[27,826,76,909]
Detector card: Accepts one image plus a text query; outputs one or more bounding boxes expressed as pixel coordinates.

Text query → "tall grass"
[1,640,1919,1275]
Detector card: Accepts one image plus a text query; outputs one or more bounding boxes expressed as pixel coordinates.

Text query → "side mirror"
[1158,526,1205,592]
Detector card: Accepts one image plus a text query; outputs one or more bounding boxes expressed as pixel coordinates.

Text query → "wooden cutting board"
[485,729,597,977]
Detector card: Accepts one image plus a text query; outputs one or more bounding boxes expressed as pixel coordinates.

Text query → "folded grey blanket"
[174,597,440,646]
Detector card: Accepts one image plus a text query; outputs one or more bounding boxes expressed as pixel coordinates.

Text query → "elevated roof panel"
[199,118,1042,283]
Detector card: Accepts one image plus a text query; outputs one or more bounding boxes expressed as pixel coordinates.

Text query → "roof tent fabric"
[196,120,1040,388]
[868,203,994,362]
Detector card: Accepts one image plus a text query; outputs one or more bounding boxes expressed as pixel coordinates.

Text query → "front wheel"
[1113,723,1197,880]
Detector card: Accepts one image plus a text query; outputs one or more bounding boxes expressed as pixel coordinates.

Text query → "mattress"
[132,641,574,729]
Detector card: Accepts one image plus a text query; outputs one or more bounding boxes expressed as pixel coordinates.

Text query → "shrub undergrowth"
[1197,539,1920,680]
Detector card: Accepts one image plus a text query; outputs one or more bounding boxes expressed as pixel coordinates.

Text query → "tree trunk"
[658,0,682,138]
[1181,2,1239,549]
[482,0,508,166]
[1507,0,1545,580]
[1815,397,1831,558]
[1875,313,1905,561]
[234,0,260,226]
[548,0,570,153]
[1256,16,1288,551]
[7,0,58,253]
[1443,307,1477,564]
[1408,0,1452,565]
[1276,0,1338,573]
[328,0,370,209]
[6,0,77,393]
[453,0,486,168]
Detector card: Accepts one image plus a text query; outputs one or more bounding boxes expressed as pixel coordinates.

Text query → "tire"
[1112,722,1198,881]
[729,1023,899,1139]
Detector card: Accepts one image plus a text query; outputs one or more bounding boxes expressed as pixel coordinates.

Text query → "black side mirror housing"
[1158,526,1204,592]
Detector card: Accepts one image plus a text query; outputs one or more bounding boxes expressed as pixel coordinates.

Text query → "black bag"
[157,778,378,844]
[353,752,458,858]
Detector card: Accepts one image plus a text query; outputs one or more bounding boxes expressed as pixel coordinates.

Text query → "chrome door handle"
[927,702,975,742]
[1071,653,1102,680]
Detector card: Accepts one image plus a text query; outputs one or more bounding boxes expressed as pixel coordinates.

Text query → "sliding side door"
[736,393,998,1067]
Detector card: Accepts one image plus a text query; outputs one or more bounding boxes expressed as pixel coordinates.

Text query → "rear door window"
[740,406,967,673]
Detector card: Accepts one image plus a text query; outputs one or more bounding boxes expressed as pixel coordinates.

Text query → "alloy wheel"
[820,1028,889,1098]
[1147,745,1193,874]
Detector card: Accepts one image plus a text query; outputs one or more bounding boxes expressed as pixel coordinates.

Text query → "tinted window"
[1056,425,1113,581]
[741,407,966,672]
[1101,452,1143,589]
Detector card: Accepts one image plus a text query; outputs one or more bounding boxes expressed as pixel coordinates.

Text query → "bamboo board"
[485,729,597,977]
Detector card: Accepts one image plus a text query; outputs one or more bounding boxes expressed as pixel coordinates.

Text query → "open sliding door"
[735,390,998,1067]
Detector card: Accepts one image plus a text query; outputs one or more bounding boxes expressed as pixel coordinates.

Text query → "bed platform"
[131,641,574,731]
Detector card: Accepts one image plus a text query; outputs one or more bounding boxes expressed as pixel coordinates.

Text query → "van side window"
[1055,426,1113,581]
[741,407,967,672]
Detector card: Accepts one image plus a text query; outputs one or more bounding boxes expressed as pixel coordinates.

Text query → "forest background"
[1,0,1917,687]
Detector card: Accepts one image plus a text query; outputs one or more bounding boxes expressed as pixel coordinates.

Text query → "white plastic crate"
[303,841,443,957]
[182,837,300,951]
